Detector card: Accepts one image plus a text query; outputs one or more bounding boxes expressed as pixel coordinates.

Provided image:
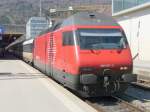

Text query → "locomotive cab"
[60,12,135,97]
[77,28,133,96]
[63,27,134,96]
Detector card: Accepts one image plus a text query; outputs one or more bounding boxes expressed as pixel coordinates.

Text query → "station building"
[26,17,49,39]
[112,0,150,80]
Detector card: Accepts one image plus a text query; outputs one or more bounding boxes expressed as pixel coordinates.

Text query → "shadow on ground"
[0,53,20,60]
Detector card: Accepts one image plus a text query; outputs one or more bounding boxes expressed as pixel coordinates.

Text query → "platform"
[133,60,150,81]
[0,55,97,112]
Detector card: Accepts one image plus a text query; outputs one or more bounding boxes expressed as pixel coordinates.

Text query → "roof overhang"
[112,2,150,17]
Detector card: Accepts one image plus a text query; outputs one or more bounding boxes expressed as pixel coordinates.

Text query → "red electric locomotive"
[33,12,135,97]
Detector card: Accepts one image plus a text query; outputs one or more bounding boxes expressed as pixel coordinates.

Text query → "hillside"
[0,0,111,25]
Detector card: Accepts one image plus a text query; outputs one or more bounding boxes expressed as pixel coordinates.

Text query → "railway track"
[131,80,150,90]
[85,96,144,112]
[123,85,150,112]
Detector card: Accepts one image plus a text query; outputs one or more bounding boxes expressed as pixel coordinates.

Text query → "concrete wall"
[114,7,150,62]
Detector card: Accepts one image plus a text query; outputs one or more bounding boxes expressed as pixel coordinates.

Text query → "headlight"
[120,66,128,70]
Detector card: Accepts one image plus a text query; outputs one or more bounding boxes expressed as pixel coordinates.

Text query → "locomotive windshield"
[78,29,127,50]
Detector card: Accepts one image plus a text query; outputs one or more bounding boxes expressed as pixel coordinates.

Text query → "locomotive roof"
[61,12,119,27]
[23,38,34,45]
[39,12,119,36]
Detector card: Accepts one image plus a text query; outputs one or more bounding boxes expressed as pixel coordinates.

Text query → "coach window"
[63,31,74,46]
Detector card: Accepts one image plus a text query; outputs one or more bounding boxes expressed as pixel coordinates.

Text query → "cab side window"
[63,31,74,46]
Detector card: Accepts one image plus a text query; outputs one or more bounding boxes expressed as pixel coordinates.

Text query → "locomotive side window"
[63,31,74,46]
